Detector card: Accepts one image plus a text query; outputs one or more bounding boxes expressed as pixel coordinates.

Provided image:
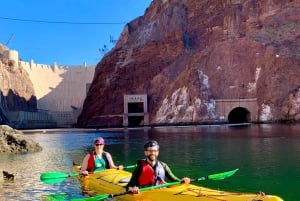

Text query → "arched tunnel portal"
[228,107,251,123]
[215,98,258,123]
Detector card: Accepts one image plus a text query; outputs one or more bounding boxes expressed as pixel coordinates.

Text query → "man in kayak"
[127,140,190,194]
[80,137,123,175]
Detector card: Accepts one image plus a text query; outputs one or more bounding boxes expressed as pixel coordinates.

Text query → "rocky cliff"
[0,44,37,124]
[77,0,300,127]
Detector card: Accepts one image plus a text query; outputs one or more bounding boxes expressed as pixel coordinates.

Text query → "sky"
[0,0,152,66]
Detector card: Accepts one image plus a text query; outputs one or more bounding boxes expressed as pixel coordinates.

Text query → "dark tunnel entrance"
[128,102,144,126]
[228,107,251,123]
[128,102,144,113]
[128,116,144,126]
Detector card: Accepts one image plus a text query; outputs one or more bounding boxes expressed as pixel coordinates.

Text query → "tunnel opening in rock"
[127,102,144,126]
[128,116,144,126]
[128,102,144,113]
[228,107,251,123]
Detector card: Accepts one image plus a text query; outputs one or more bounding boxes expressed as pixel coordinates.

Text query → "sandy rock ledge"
[0,125,42,154]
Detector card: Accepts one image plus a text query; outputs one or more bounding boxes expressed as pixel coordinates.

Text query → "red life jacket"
[87,151,110,172]
[138,160,165,187]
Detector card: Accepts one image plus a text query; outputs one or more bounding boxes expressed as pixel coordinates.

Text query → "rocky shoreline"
[0,125,42,154]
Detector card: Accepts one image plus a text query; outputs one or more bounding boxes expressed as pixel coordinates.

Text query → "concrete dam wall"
[21,61,95,127]
[1,49,95,128]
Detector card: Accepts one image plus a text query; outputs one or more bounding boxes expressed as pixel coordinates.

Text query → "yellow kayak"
[73,166,284,201]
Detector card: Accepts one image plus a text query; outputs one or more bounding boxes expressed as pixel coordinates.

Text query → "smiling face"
[144,147,159,162]
[94,143,104,153]
[93,137,105,152]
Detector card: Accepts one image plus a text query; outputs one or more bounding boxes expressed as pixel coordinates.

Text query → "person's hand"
[181,177,190,184]
[128,186,140,194]
[117,165,124,170]
[81,170,89,176]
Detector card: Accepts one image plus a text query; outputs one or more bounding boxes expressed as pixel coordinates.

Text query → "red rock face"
[77,0,300,127]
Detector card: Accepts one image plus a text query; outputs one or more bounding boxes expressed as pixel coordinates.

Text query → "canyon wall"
[0,46,36,125]
[77,0,300,127]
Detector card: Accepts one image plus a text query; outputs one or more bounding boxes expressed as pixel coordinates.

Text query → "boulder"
[0,125,42,154]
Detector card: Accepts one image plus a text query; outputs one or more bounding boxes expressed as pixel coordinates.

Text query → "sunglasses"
[95,144,104,146]
[146,149,158,152]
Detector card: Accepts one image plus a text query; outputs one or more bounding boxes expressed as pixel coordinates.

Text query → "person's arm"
[161,161,191,184]
[161,161,180,182]
[105,152,123,169]
[80,154,90,175]
[126,163,142,193]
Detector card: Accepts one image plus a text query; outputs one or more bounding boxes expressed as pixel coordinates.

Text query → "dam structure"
[2,49,95,128]
[1,49,259,128]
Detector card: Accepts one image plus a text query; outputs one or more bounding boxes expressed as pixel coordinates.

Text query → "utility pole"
[6,34,14,47]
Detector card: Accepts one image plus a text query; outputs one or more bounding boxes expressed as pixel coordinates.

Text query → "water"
[0,124,299,201]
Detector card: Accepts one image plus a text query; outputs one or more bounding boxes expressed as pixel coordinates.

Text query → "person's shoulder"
[136,159,145,165]
[158,160,168,167]
[83,153,91,160]
[134,159,148,168]
[86,151,93,156]
[103,151,111,157]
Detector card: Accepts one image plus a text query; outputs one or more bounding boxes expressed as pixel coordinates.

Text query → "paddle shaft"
[111,181,182,197]
[122,164,136,169]
[70,181,182,201]
[40,164,136,184]
[71,168,239,201]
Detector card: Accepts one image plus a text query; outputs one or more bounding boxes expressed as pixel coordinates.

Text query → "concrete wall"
[3,50,18,68]
[21,60,95,127]
[7,110,57,128]
[123,94,149,126]
[21,61,95,111]
[215,98,258,122]
[3,50,95,128]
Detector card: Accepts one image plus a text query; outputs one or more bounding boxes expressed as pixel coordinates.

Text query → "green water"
[0,124,299,200]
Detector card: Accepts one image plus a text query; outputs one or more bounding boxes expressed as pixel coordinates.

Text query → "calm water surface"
[0,124,299,201]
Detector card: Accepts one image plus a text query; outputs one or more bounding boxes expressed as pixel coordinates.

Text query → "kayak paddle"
[193,168,239,181]
[70,168,239,201]
[40,164,137,184]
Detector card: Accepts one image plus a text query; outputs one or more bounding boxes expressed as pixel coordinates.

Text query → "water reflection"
[0,124,299,200]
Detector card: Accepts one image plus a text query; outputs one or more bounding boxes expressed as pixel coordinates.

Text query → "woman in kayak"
[126,140,190,194]
[80,137,123,175]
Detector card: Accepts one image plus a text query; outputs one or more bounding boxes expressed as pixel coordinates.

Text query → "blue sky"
[0,0,152,66]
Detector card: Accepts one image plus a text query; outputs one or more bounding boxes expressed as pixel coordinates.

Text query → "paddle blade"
[207,168,239,180]
[40,172,69,180]
[70,194,109,201]
[43,193,68,201]
[40,172,79,184]
[41,177,68,184]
